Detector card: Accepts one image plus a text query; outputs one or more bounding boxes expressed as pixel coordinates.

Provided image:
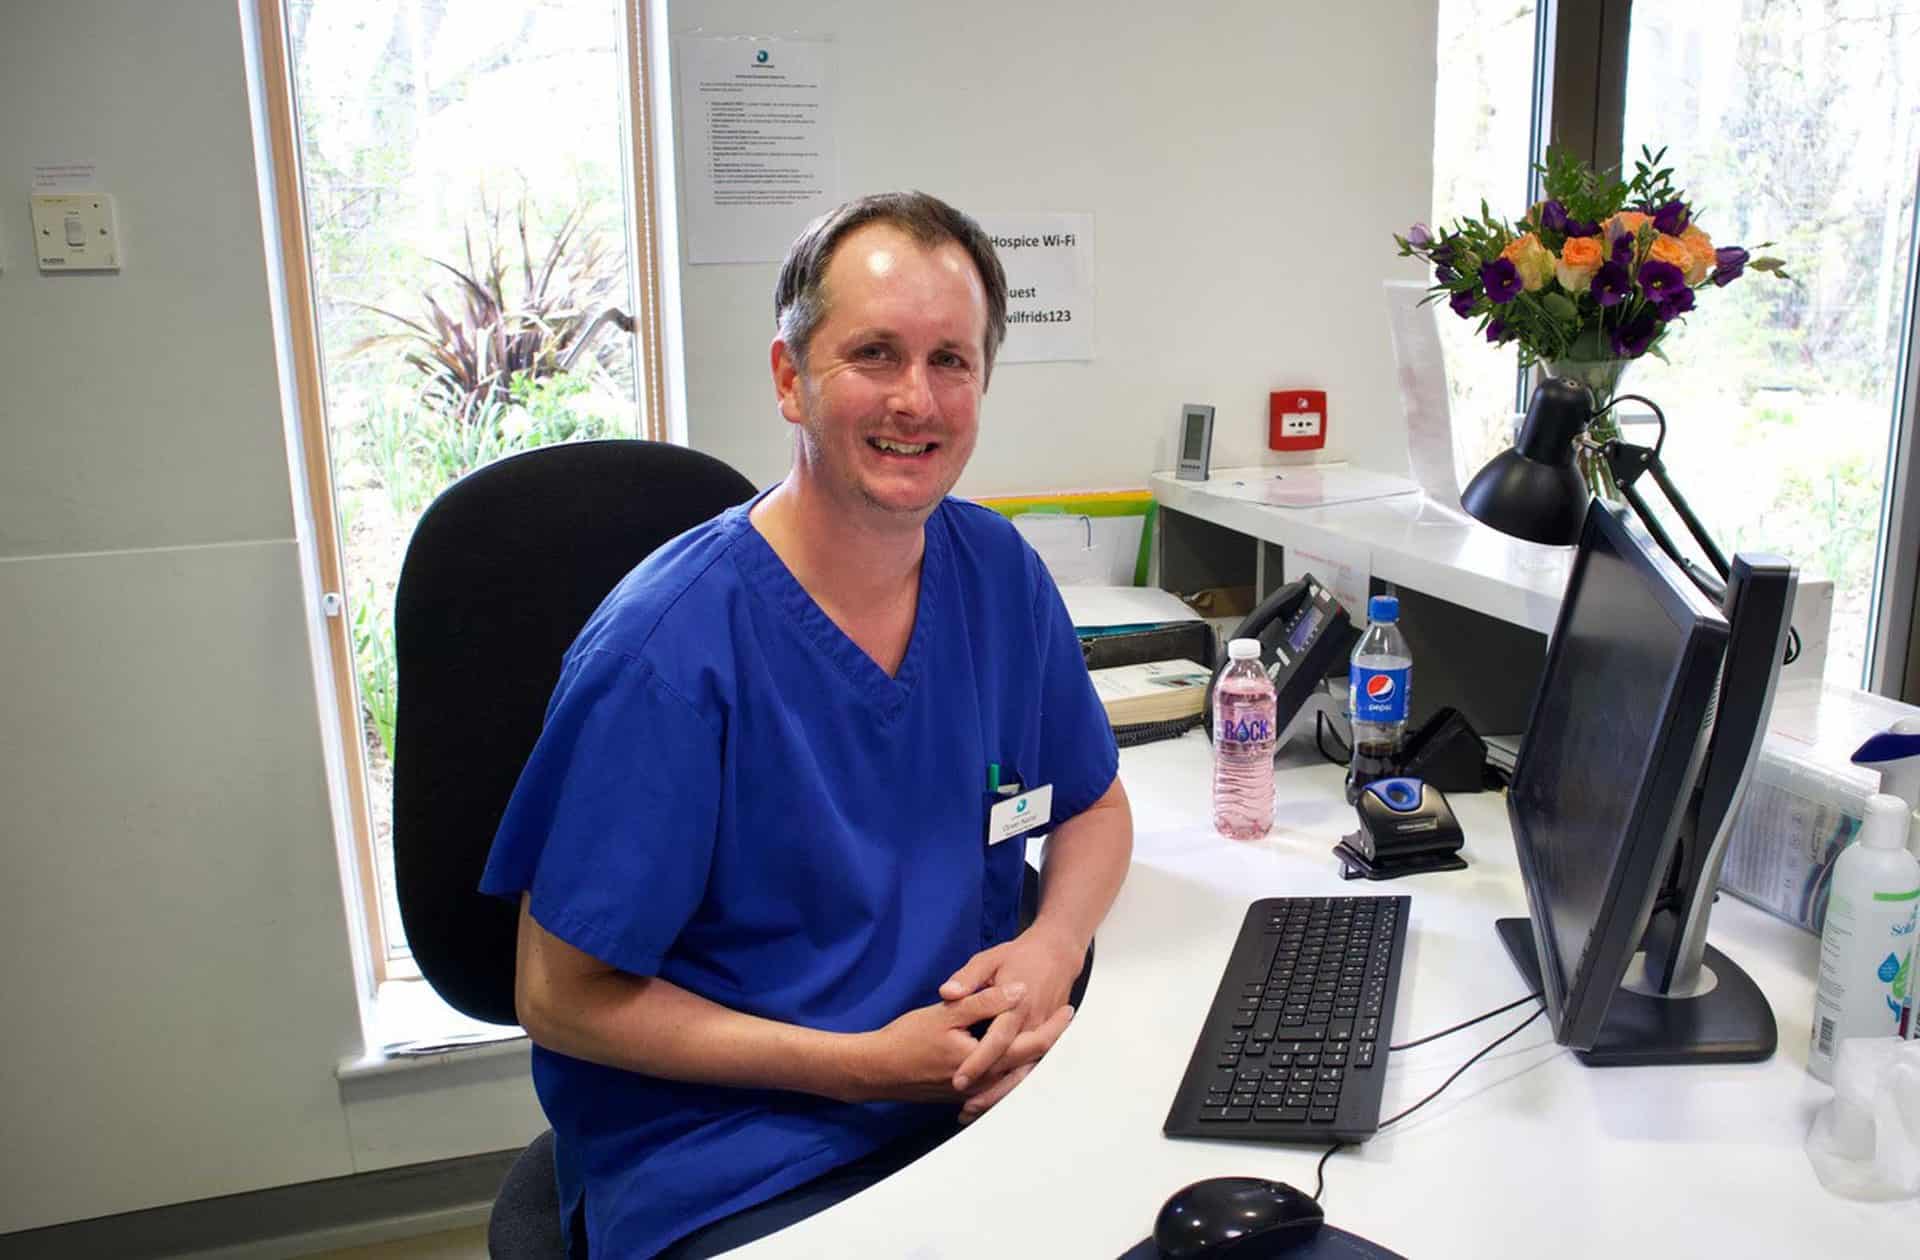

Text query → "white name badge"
[988,784,1054,846]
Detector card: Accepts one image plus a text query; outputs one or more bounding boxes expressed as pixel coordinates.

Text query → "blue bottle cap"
[1368,595,1399,623]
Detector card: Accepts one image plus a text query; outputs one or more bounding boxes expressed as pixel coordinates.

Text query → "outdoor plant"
[355,197,634,423]
[351,583,398,764]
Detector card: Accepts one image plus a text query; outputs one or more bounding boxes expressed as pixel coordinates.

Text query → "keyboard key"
[1255,1107,1303,1123]
[1279,1108,1309,1122]
[1230,1092,1257,1108]
[1198,1106,1238,1122]
[1329,1019,1355,1042]
[1355,1042,1376,1068]
[1310,1108,1338,1123]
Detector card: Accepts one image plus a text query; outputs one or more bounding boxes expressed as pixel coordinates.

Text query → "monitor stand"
[1496,918,1776,1066]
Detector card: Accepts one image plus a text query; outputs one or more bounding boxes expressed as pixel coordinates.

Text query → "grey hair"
[773,191,1009,384]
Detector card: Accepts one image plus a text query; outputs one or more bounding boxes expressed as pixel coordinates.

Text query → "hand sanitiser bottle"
[1810,793,1920,1081]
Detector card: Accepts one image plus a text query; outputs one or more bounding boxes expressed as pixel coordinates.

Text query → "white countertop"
[731,733,1899,1258]
[1151,469,1573,634]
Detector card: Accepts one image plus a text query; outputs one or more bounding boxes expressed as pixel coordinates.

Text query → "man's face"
[772,222,989,522]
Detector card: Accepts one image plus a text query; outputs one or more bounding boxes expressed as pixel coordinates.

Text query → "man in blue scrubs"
[480,191,1133,1257]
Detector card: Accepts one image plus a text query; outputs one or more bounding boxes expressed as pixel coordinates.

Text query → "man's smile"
[867,437,938,457]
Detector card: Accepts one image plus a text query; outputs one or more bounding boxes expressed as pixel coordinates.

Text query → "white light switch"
[30,193,121,271]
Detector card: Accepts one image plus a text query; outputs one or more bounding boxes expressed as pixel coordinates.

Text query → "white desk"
[736,734,1903,1257]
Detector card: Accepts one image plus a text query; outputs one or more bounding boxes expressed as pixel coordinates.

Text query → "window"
[1430,0,1920,695]
[1618,0,1920,688]
[259,0,668,980]
[1432,0,1543,486]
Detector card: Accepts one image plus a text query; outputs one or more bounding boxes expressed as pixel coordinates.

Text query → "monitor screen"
[1506,502,1728,1050]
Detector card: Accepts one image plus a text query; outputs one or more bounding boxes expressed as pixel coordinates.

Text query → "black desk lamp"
[1461,377,1732,605]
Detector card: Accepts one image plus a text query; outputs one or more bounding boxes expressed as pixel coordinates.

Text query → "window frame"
[255,0,672,983]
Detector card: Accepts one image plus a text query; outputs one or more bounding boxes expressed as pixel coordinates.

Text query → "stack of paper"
[1088,659,1212,726]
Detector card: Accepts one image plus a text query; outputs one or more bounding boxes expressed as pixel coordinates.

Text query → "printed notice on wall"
[977,213,1094,363]
[679,36,838,264]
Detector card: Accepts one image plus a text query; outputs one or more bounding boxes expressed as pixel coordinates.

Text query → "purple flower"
[1610,234,1635,265]
[1450,288,1476,318]
[1436,264,1457,283]
[1485,318,1509,344]
[1639,259,1688,306]
[1592,261,1633,307]
[1651,199,1692,236]
[1711,245,1749,286]
[1610,312,1661,358]
[1564,217,1601,238]
[1539,200,1569,233]
[1653,283,1695,321]
[1481,257,1522,304]
[1432,241,1455,268]
[1408,222,1432,247]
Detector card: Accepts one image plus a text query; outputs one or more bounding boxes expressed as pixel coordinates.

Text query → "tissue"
[1806,1035,1920,1199]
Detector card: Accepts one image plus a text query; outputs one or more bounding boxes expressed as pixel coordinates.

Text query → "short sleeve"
[478,647,720,976]
[1027,550,1120,824]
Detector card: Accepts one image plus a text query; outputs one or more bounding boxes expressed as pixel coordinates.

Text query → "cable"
[1377,1006,1547,1131]
[1315,710,1351,767]
[1388,992,1542,1053]
[1311,1141,1343,1202]
[1313,1003,1549,1204]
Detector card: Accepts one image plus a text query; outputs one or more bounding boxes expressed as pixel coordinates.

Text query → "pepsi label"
[1350,664,1410,723]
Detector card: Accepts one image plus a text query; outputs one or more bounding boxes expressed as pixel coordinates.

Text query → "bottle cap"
[1861,793,1912,850]
[1228,638,1263,661]
[1368,595,1399,623]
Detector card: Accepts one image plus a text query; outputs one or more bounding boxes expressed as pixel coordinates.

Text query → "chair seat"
[488,1129,567,1260]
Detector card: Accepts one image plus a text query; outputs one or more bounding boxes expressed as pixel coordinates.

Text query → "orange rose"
[1679,224,1715,285]
[1500,232,1555,292]
[1648,233,1691,273]
[1556,236,1605,294]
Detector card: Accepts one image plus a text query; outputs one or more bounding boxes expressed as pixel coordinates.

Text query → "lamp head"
[1460,376,1594,545]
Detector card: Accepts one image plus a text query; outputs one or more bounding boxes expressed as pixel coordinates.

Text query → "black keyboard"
[1164,895,1410,1145]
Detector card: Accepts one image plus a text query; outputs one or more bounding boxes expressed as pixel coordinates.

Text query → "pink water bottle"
[1213,638,1276,840]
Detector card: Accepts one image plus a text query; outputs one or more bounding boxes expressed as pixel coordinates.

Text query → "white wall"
[0,0,371,1232]
[0,0,1437,1235]
[667,1,1438,495]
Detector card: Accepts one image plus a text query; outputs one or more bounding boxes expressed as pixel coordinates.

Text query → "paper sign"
[32,161,99,193]
[1283,533,1372,624]
[978,213,1094,363]
[679,37,839,264]
[1385,280,1462,504]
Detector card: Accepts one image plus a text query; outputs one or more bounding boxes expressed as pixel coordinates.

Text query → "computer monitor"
[1496,500,1791,1066]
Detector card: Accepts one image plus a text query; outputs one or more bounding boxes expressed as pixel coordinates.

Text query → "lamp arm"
[1605,439,1733,580]
[1613,471,1729,606]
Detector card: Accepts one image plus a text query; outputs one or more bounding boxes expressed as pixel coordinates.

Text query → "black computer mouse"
[1153,1176,1325,1259]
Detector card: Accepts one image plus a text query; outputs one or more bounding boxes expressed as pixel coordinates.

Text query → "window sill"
[337,976,527,1082]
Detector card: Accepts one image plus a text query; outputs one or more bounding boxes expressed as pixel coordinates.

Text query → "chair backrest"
[391,439,757,1024]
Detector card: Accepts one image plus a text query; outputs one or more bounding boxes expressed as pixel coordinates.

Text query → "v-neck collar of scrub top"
[731,487,948,725]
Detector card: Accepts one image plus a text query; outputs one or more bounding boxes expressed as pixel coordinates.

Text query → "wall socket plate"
[30,193,121,271]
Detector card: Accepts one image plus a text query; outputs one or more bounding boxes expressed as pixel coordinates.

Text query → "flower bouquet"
[1394,147,1787,498]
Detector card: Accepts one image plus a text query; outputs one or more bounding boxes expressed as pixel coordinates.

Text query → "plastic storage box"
[1720,679,1920,933]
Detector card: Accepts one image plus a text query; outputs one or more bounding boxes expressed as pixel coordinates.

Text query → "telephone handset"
[1203,574,1356,744]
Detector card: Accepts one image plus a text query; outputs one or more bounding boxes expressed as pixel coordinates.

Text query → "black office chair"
[390,439,757,1258]
[391,438,1094,1257]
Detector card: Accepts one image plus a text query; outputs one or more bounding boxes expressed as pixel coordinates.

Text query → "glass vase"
[1542,354,1632,503]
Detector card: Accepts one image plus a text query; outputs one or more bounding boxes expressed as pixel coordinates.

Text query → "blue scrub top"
[480,493,1119,1257]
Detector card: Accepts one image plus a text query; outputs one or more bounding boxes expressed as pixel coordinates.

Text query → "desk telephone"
[1203,575,1356,746]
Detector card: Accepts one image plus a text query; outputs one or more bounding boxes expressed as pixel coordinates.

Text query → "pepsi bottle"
[1347,595,1411,804]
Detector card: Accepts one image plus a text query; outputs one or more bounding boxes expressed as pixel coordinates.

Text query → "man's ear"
[771,338,805,425]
